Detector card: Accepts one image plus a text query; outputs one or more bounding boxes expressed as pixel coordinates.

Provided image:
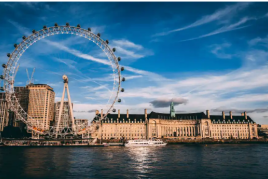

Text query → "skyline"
[1,2,268,124]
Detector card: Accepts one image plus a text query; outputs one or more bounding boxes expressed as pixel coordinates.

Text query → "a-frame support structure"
[56,75,76,136]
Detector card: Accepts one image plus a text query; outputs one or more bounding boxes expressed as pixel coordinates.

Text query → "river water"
[0,144,268,179]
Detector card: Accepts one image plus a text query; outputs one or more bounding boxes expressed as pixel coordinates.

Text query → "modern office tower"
[14,87,29,113]
[13,87,29,129]
[0,87,29,131]
[27,84,55,130]
[0,93,8,131]
[54,101,73,129]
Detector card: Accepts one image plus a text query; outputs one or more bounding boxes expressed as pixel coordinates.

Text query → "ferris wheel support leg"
[56,84,66,137]
[66,84,76,134]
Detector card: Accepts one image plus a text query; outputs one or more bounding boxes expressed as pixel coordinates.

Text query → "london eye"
[0,23,125,137]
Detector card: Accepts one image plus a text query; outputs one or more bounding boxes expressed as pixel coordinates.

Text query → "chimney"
[95,110,99,115]
[118,109,120,118]
[145,109,147,119]
[244,111,247,120]
[222,111,225,120]
[241,113,244,116]
[101,109,103,119]
[206,110,210,118]
[229,111,232,119]
[127,109,129,118]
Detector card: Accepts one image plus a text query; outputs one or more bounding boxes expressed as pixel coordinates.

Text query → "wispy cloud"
[112,39,143,50]
[82,84,110,92]
[110,39,153,60]
[153,2,251,37]
[248,35,268,47]
[45,39,111,66]
[53,57,77,69]
[210,43,233,59]
[180,17,253,42]
[7,19,31,36]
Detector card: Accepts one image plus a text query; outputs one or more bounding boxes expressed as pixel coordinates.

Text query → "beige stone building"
[27,84,55,130]
[92,103,258,140]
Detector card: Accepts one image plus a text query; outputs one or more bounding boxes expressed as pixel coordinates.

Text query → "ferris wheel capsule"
[32,30,36,34]
[88,28,91,31]
[106,40,109,44]
[2,64,7,68]
[118,99,121,102]
[121,88,124,92]
[122,77,125,81]
[0,75,4,79]
[14,44,17,48]
[22,36,26,40]
[77,24,81,28]
[66,22,70,27]
[7,53,11,57]
[112,48,116,52]
[54,23,58,27]
[43,25,47,29]
[97,33,101,37]
[118,57,121,61]
[121,67,124,71]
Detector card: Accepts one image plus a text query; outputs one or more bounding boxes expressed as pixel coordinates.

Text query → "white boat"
[124,139,167,147]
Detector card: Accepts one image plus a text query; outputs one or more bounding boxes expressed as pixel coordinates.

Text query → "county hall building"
[92,103,258,140]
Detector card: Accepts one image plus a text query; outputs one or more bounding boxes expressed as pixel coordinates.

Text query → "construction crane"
[26,67,35,85]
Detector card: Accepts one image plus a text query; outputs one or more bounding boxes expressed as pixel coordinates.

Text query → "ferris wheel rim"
[1,24,124,134]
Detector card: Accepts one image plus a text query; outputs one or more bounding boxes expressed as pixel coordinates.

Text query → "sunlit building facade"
[93,103,258,140]
[27,84,55,130]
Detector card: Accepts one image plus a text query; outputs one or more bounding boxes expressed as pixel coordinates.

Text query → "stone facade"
[92,104,258,140]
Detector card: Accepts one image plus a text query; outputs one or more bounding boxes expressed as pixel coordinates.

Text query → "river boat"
[124,139,167,147]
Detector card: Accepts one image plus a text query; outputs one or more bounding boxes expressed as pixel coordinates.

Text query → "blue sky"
[1,2,268,124]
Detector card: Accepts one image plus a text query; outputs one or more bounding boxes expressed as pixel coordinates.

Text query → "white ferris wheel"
[0,23,125,137]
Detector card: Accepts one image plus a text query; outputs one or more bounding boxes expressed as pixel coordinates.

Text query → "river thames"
[0,144,268,179]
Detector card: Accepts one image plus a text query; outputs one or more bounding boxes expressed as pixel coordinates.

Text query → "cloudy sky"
[1,2,268,124]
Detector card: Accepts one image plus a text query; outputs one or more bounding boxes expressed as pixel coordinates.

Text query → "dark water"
[1,144,268,179]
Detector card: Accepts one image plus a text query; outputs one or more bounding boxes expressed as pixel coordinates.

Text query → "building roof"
[92,110,256,124]
[93,113,146,123]
[27,84,54,91]
[210,115,255,123]
[150,111,207,120]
